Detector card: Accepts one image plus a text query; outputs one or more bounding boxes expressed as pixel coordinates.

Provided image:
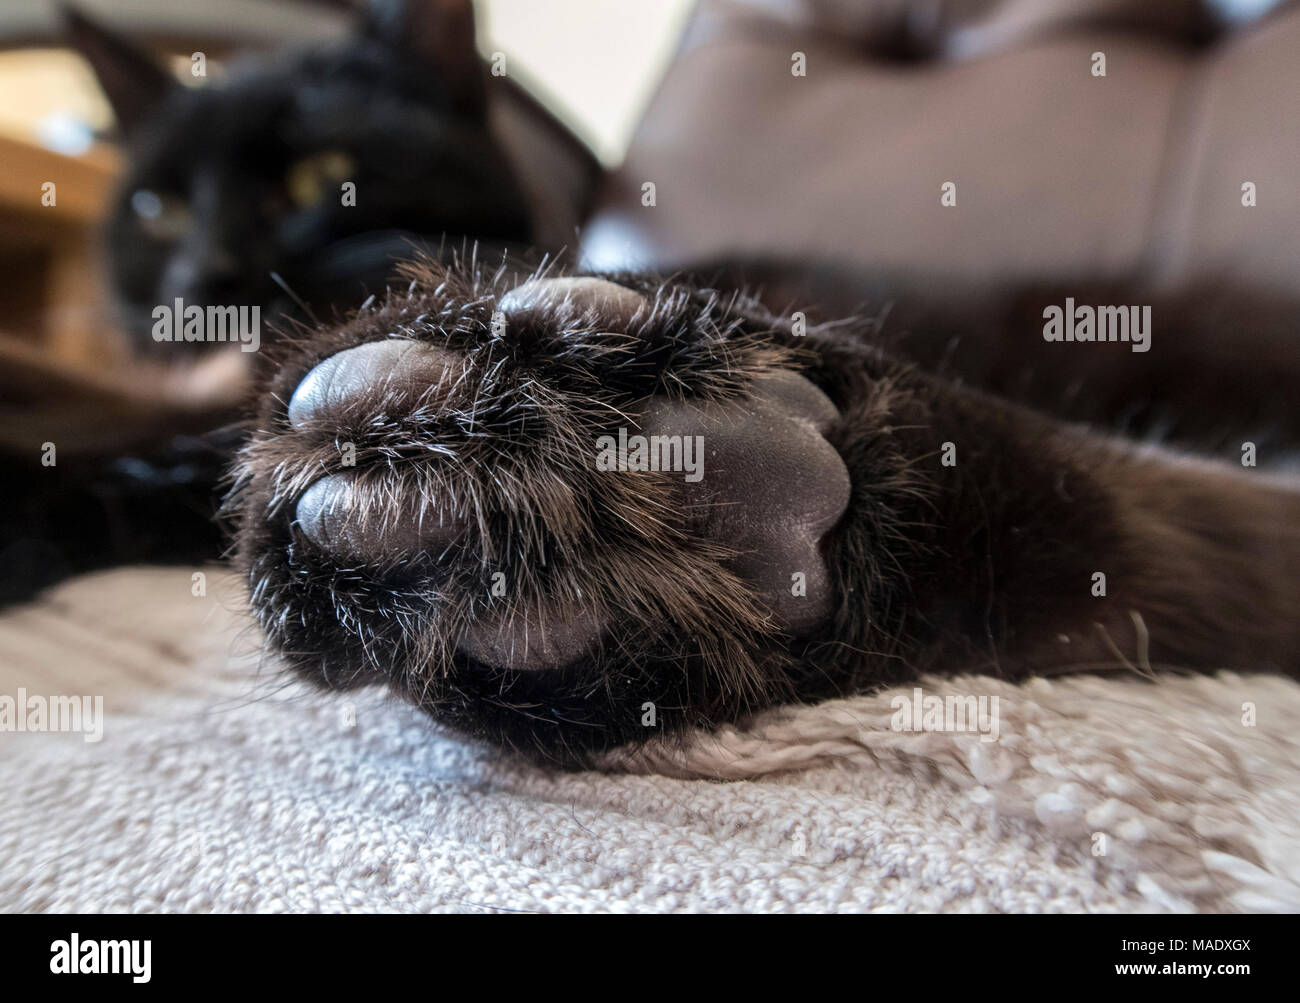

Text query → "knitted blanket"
[2,566,1297,912]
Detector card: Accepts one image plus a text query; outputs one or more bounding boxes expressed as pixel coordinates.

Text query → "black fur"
[228,256,1300,766]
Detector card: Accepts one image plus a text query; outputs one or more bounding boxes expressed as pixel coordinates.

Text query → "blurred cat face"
[107,44,531,341]
[71,0,534,348]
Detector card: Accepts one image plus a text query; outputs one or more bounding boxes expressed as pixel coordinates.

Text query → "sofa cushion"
[582,0,1299,291]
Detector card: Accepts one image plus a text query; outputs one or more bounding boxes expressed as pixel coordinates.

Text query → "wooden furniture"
[0,132,124,369]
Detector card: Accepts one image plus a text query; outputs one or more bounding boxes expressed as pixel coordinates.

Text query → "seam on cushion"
[1141,3,1300,282]
[679,6,879,65]
[1139,50,1218,284]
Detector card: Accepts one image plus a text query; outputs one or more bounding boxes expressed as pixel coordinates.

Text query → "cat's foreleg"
[820,359,1300,684]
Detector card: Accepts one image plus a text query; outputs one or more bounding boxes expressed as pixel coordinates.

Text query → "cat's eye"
[130,189,193,242]
[285,150,356,208]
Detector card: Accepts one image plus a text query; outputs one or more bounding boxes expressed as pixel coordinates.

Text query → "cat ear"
[62,5,175,136]
[360,0,486,117]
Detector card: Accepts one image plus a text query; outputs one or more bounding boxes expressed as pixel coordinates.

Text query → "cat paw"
[231,264,851,758]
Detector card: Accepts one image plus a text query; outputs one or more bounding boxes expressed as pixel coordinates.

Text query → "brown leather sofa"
[581,0,1300,295]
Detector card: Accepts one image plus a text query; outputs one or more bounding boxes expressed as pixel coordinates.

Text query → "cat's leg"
[810,352,1300,686]
[229,263,1300,762]
[703,259,1300,446]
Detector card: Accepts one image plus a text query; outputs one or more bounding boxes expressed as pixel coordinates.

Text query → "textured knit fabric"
[2,567,1298,913]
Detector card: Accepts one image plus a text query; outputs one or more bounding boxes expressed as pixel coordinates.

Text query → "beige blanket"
[2,567,1297,912]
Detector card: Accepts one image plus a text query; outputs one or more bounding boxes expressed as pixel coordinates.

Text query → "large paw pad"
[630,368,849,634]
[264,275,850,677]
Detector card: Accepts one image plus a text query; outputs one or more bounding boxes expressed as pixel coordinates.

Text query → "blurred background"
[2,0,1299,392]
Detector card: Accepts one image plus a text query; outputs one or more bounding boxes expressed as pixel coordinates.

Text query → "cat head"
[66,0,535,349]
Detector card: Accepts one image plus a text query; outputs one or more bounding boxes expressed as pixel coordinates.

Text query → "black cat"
[14,4,1300,769]
[227,255,1300,765]
[65,0,555,346]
